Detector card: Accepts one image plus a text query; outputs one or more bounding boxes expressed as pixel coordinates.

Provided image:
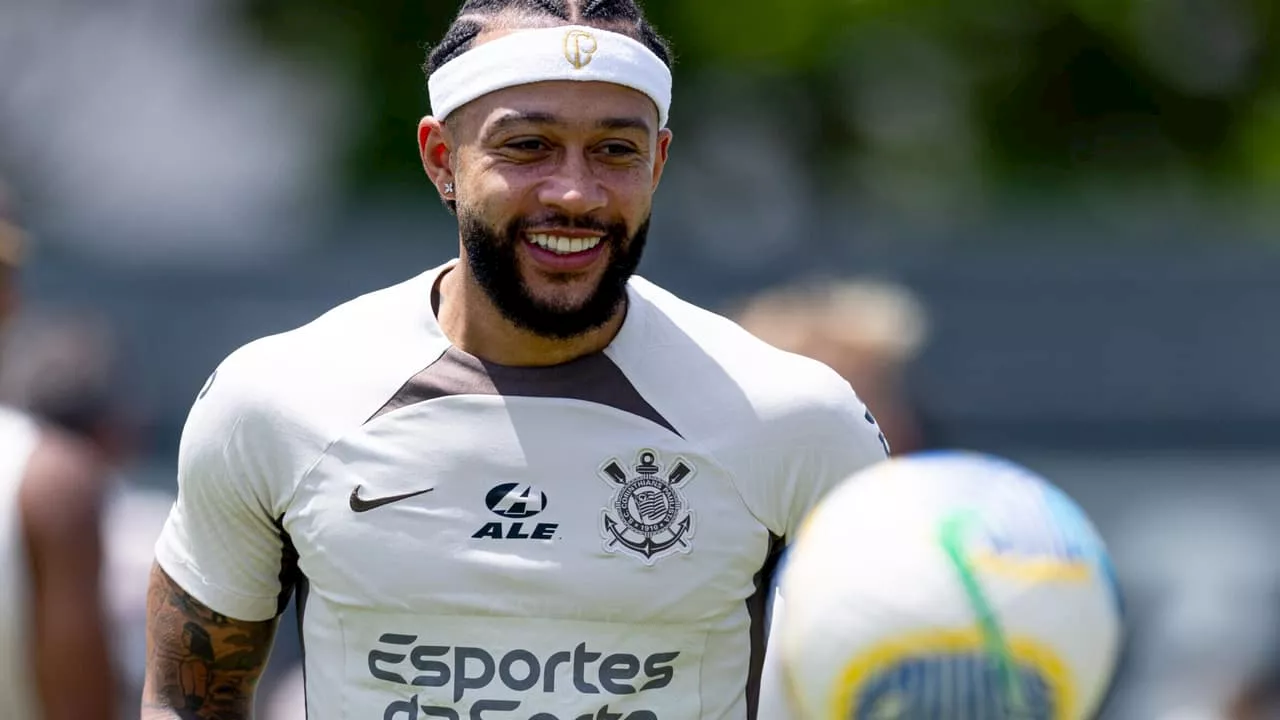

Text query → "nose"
[537,153,608,217]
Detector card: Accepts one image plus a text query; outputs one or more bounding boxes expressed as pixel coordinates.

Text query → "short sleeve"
[773,373,889,543]
[153,356,300,622]
[778,381,890,538]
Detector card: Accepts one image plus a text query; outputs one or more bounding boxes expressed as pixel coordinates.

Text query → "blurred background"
[2,0,1279,717]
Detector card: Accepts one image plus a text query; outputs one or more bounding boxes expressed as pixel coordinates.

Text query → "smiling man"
[142,2,889,718]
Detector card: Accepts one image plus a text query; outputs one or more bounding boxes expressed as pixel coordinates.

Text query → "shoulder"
[185,328,312,450]
[20,427,108,544]
[187,266,447,456]
[626,277,873,436]
[625,281,887,536]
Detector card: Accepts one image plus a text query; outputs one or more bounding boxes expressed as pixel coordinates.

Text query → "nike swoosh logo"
[349,485,434,513]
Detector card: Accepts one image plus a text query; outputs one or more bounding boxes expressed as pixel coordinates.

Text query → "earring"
[443,182,454,195]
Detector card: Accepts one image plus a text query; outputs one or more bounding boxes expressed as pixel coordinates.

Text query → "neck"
[436,263,627,367]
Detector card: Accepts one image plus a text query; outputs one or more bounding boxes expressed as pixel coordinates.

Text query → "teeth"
[529,233,601,255]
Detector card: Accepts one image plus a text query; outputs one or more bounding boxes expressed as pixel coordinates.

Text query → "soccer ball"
[776,451,1123,720]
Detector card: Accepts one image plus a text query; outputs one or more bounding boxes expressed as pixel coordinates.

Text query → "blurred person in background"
[0,311,168,717]
[141,1,888,717]
[734,277,937,455]
[0,313,137,470]
[0,180,118,719]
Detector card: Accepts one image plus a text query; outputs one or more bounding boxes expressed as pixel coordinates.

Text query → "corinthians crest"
[599,449,696,565]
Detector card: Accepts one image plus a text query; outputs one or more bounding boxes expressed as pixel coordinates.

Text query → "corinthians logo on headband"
[563,29,598,69]
[428,25,673,127]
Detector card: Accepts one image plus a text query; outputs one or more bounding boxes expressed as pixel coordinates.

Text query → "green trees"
[233,0,1280,215]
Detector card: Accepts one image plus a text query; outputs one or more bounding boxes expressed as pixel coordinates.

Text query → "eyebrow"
[482,111,653,138]
[596,117,653,134]
[485,111,559,136]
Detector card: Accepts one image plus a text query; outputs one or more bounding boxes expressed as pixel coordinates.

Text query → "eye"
[598,142,640,158]
[505,138,550,153]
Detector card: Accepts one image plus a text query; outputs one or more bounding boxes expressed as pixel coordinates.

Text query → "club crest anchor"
[599,450,696,565]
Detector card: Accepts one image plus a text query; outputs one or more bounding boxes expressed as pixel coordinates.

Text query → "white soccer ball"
[776,451,1124,720]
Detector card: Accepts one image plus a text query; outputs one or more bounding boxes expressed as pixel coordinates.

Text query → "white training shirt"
[155,260,888,720]
[0,405,41,720]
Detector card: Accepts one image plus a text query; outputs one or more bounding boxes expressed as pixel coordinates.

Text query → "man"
[143,1,889,717]
[0,185,118,718]
[0,312,170,717]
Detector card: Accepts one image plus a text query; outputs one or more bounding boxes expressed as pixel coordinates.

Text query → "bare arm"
[141,564,278,719]
[20,431,117,720]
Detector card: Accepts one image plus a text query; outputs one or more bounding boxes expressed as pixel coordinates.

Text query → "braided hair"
[423,0,672,78]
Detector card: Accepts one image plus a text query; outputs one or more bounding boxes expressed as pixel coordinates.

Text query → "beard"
[458,209,649,341]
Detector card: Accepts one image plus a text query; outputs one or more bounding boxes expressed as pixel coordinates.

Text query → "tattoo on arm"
[142,564,278,719]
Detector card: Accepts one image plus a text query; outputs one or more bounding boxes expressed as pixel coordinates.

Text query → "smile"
[526,233,603,256]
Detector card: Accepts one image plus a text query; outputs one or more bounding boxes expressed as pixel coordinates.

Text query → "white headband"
[428,25,672,128]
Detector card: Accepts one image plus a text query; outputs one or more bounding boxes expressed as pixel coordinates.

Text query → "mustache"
[509,213,620,236]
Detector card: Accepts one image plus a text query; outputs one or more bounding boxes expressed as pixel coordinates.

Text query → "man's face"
[436,80,671,339]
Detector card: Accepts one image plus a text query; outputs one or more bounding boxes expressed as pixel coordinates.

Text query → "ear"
[419,116,455,202]
[651,127,673,192]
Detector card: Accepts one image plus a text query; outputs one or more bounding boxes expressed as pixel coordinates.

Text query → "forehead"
[459,80,659,134]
